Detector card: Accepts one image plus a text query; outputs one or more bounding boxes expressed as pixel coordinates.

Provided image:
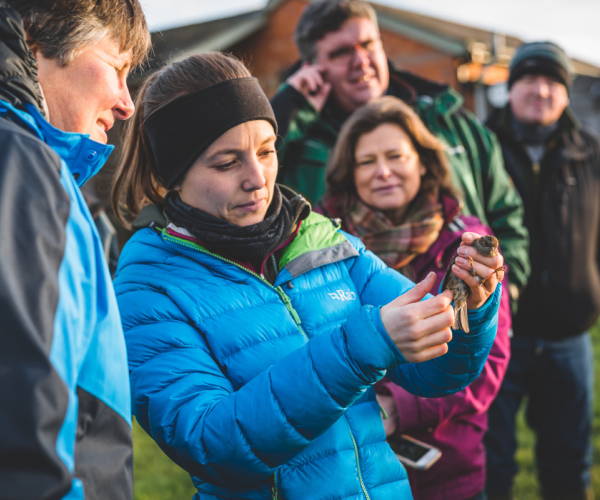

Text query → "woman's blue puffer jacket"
[114,211,501,500]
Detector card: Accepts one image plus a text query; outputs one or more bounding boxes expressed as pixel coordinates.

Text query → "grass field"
[132,321,600,500]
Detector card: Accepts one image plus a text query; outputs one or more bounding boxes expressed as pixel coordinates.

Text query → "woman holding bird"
[318,96,512,500]
[111,54,502,500]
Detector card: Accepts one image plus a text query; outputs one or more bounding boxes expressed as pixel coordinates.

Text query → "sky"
[140,0,600,67]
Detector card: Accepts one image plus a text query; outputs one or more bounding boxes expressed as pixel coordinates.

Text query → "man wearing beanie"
[485,41,600,500]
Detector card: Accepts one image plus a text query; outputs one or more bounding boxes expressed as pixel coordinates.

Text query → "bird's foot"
[468,257,477,276]
[479,265,508,285]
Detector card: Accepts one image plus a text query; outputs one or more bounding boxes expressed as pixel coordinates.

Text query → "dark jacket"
[271,64,530,299]
[0,3,132,499]
[487,105,600,339]
[318,195,511,500]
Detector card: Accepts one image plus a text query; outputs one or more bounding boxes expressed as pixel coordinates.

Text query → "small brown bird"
[442,235,501,333]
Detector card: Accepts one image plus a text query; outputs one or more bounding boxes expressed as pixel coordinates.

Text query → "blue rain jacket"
[0,97,132,499]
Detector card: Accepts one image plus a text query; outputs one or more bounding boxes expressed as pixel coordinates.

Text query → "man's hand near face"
[286,63,332,111]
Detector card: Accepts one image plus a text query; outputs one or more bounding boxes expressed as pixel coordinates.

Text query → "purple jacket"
[317,195,511,500]
[379,196,511,500]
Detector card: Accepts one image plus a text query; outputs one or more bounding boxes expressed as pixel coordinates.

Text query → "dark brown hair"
[8,0,151,67]
[295,0,378,62]
[111,52,251,226]
[325,96,457,215]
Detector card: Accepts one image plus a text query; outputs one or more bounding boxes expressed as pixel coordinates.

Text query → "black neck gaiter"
[164,185,309,263]
[511,115,559,146]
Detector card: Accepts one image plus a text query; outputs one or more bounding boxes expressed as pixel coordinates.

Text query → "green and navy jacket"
[115,208,501,500]
[271,64,530,299]
[0,3,132,498]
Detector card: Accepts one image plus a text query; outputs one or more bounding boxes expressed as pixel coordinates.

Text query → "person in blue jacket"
[112,52,504,500]
[0,0,149,498]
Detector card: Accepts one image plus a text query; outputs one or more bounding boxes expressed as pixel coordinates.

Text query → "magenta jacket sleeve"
[380,280,511,432]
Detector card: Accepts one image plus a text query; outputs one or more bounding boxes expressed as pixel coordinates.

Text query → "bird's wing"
[442,253,458,291]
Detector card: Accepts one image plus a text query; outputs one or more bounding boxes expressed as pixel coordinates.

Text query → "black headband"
[144,77,278,189]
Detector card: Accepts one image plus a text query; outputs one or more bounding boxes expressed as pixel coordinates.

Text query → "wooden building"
[138,0,600,120]
[99,0,600,242]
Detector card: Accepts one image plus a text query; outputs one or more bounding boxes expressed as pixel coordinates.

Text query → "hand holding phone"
[286,63,331,111]
[387,434,441,470]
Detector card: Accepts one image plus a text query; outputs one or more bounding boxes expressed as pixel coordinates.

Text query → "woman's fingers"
[453,257,501,284]
[388,272,436,309]
[415,305,455,339]
[460,232,482,245]
[453,243,504,296]
[382,285,455,363]
[410,343,449,364]
[399,331,452,363]
[406,289,453,321]
[410,326,453,354]
[453,264,500,296]
[456,245,503,269]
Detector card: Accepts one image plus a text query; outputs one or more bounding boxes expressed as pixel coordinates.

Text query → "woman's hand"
[380,272,454,363]
[452,232,505,310]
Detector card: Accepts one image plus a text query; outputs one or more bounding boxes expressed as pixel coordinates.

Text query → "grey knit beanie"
[508,41,573,90]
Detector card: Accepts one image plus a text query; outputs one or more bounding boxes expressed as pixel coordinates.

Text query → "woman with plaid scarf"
[317,96,512,500]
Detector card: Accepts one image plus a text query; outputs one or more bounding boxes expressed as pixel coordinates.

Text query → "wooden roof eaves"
[265,0,290,12]
[168,13,267,63]
[572,60,600,78]
[376,11,467,57]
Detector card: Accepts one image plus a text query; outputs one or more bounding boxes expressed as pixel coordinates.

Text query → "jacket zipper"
[346,420,372,500]
[532,161,541,207]
[271,471,280,500]
[163,232,309,341]
[166,231,370,498]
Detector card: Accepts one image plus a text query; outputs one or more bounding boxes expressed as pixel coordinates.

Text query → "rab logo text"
[328,290,357,301]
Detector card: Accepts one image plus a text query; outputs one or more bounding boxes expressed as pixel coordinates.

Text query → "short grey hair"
[295,0,379,62]
[8,0,151,67]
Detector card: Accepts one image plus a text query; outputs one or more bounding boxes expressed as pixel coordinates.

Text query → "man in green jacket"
[271,0,530,301]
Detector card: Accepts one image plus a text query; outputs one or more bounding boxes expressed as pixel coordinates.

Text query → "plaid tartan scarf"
[346,189,444,270]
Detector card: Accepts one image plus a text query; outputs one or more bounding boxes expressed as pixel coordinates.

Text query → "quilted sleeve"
[115,271,406,488]
[344,231,501,398]
[379,280,511,432]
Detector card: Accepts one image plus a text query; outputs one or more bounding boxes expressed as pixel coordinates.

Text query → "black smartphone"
[387,434,442,470]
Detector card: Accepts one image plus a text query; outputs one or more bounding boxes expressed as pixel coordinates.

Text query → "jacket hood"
[0,0,45,115]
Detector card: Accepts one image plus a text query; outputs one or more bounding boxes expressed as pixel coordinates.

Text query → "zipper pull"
[379,403,389,420]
